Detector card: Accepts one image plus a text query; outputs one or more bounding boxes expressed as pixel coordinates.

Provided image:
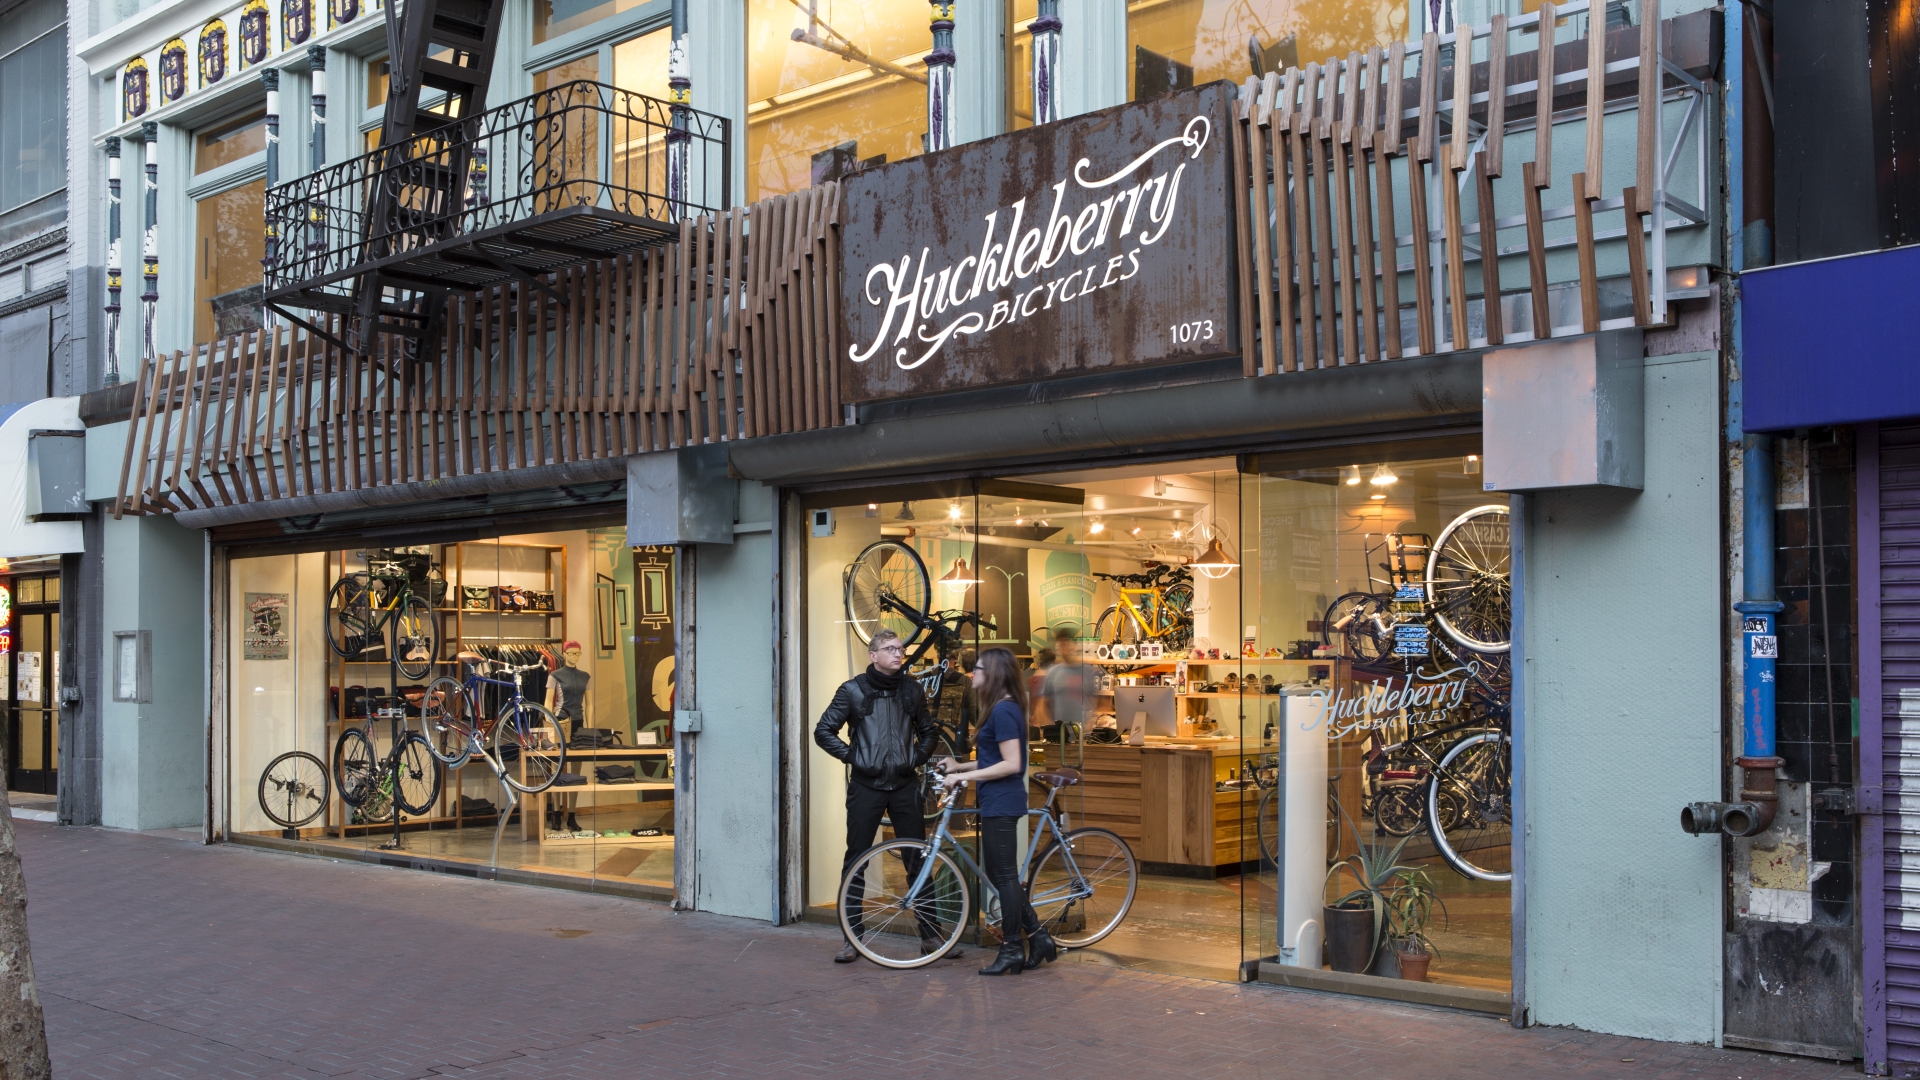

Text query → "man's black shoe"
[834,941,861,963]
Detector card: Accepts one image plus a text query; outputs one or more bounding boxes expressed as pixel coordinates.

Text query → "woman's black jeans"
[980,816,1040,945]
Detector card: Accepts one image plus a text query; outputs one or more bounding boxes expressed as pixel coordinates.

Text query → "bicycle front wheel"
[392,733,443,816]
[334,727,378,808]
[420,678,475,767]
[839,838,969,969]
[844,540,930,647]
[1427,504,1512,655]
[326,574,375,658]
[1427,730,1512,882]
[390,594,440,679]
[494,701,569,793]
[1255,785,1280,867]
[258,751,329,828]
[1027,827,1137,947]
[1372,783,1425,837]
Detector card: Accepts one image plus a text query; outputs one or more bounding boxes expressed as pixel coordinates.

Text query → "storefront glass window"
[745,0,927,200]
[195,110,267,175]
[1006,0,1037,131]
[804,450,1511,991]
[1126,0,1410,102]
[534,0,643,44]
[193,178,265,343]
[227,532,676,893]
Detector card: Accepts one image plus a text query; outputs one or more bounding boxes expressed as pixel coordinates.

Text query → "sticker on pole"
[1750,635,1778,658]
[1742,617,1769,633]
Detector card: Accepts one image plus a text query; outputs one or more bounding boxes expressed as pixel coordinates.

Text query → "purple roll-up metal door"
[1868,422,1920,1075]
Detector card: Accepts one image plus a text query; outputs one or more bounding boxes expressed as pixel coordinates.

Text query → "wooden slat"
[1276,68,1302,371]
[1415,32,1440,163]
[1406,157,1437,355]
[1233,87,1263,378]
[1572,171,1599,332]
[1485,15,1508,177]
[1636,0,1660,213]
[1332,55,1360,365]
[1373,131,1402,360]
[1522,160,1551,335]
[1383,41,1407,153]
[114,350,158,517]
[1585,6,1606,188]
[1353,114,1380,362]
[1441,161,1470,349]
[1622,184,1652,324]
[1475,151,1504,346]
[1535,2,1556,187]
[1449,30,1474,173]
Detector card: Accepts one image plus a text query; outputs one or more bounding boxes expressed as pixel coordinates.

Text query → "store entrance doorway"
[7,575,60,794]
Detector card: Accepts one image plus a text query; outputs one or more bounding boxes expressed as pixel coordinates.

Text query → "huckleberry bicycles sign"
[837,82,1239,402]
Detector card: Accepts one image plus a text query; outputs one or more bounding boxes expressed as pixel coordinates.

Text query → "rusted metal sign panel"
[838,82,1240,402]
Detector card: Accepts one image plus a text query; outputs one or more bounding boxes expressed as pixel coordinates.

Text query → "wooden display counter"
[1042,737,1268,874]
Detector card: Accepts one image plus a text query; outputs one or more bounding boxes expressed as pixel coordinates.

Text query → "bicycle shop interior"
[226,530,681,894]
[803,448,1512,991]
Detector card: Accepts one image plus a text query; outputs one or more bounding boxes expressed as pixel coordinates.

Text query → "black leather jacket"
[814,670,938,792]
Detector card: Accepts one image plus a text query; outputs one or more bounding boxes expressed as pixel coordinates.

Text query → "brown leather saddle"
[1029,767,1083,789]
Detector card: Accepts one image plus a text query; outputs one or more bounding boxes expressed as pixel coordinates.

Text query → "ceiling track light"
[1342,465,1363,486]
[1370,463,1398,486]
[897,501,916,521]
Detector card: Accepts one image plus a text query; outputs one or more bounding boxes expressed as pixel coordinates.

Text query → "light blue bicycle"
[837,767,1139,969]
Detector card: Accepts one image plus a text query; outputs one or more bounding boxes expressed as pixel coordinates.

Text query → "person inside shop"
[814,628,946,964]
[938,646,1059,975]
[547,640,591,836]
[1035,627,1098,744]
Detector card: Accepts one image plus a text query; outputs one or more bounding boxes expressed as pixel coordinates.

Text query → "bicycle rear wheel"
[494,701,568,793]
[839,838,969,969]
[390,594,440,679]
[1427,730,1512,882]
[258,751,329,829]
[392,733,443,816]
[1026,827,1137,947]
[1427,504,1512,655]
[420,678,475,767]
[326,574,376,658]
[844,540,931,647]
[1324,592,1390,662]
[1255,786,1279,867]
[333,727,378,808]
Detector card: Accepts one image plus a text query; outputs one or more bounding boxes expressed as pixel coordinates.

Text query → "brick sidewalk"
[18,820,1855,1080]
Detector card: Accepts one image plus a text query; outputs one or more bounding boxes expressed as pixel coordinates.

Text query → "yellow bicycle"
[1092,566,1194,652]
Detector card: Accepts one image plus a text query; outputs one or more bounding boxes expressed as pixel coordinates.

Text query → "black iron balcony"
[264,80,730,329]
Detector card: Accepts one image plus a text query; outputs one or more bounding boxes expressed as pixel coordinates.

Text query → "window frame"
[187,100,271,345]
[0,19,68,215]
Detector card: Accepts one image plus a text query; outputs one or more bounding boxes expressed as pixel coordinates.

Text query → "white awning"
[0,397,83,558]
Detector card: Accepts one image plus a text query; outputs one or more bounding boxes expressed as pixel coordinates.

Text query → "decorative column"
[140,122,159,369]
[666,0,690,219]
[926,3,955,151]
[308,46,326,260]
[262,68,280,316]
[104,138,123,386]
[1030,0,1061,125]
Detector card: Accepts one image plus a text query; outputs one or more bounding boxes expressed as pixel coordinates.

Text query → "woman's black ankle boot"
[979,941,1027,976]
[1024,927,1060,970]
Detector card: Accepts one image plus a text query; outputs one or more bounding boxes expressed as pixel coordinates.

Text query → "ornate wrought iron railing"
[264,80,730,309]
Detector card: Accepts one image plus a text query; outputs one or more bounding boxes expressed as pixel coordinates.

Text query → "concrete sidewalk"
[17,820,1856,1080]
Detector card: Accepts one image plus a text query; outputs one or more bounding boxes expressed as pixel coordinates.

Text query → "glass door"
[8,575,59,794]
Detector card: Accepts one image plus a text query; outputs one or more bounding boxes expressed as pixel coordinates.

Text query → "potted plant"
[1323,807,1418,975]
[1384,864,1447,982]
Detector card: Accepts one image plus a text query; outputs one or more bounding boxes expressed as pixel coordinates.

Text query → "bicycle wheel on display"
[1427,730,1513,882]
[494,701,569,793]
[1255,786,1280,867]
[392,732,444,816]
[390,595,440,680]
[420,678,475,767]
[1026,827,1137,948]
[1371,784,1425,837]
[258,751,330,829]
[839,838,970,969]
[1427,505,1512,655]
[845,540,931,647]
[326,574,376,658]
[1323,592,1390,662]
[333,727,378,808]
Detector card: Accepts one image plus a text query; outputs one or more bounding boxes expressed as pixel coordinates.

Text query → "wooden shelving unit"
[529,747,676,846]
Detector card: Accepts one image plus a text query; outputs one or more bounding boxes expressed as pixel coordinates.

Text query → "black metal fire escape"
[352,0,507,357]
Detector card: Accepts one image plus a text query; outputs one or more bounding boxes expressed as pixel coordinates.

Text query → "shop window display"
[228,531,677,892]
[1126,0,1410,103]
[804,453,1510,991]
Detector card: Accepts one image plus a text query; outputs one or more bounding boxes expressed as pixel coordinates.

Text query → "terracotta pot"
[1323,904,1378,973]
[1398,949,1432,982]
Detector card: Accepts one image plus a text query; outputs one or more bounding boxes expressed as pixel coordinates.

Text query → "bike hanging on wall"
[325,549,441,680]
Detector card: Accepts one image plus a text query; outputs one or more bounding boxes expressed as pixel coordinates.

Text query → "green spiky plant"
[1324,799,1448,962]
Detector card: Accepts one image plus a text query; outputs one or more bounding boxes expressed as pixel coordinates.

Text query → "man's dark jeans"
[840,780,938,941]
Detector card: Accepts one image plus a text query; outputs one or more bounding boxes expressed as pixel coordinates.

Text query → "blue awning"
[1742,244,1920,432]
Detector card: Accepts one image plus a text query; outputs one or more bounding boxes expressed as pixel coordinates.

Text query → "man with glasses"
[815,628,945,963]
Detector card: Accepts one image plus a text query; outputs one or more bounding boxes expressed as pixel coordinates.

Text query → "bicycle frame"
[898,782,1087,922]
[1114,587,1180,639]
[444,666,542,752]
